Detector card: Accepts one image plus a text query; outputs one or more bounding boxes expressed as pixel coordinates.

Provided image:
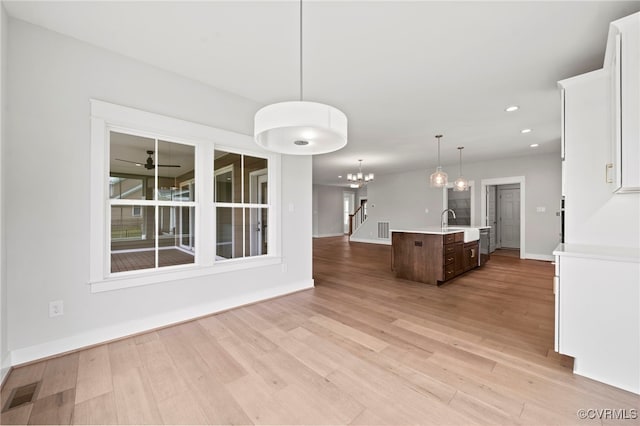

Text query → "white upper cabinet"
[606,13,640,193]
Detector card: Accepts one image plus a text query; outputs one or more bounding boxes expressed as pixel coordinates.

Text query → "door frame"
[497,185,521,249]
[481,176,525,259]
[343,191,355,234]
[214,164,235,258]
[178,179,195,252]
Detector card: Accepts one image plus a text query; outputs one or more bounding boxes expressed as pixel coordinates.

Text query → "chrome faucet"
[441,208,456,230]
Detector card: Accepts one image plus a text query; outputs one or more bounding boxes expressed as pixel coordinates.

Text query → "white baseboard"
[525,253,554,262]
[312,233,345,238]
[9,280,314,366]
[349,236,391,246]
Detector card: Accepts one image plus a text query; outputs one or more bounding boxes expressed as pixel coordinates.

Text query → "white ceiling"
[5,1,640,186]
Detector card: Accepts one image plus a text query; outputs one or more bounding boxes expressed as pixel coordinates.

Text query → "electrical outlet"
[49,300,64,318]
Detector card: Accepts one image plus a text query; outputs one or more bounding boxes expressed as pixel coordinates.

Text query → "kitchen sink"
[449,227,480,243]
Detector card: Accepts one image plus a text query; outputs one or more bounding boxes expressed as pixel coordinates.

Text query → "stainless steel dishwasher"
[479,228,490,266]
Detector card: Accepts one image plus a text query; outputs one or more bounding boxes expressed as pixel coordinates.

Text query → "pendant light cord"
[299,0,303,101]
[436,135,443,167]
[459,148,463,175]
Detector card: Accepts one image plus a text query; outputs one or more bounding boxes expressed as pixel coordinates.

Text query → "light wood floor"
[2,236,638,425]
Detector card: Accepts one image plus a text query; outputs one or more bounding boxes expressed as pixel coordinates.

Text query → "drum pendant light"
[254,0,348,155]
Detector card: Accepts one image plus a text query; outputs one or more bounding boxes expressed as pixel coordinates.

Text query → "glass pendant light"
[429,134,448,187]
[453,146,469,191]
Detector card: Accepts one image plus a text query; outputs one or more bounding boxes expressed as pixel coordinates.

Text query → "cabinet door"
[454,243,465,276]
[611,15,640,193]
[463,242,479,271]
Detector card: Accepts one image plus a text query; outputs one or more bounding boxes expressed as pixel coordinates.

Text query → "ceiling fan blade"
[158,164,181,168]
[115,158,142,166]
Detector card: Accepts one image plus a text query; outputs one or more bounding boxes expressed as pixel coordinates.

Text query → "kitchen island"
[391,227,490,285]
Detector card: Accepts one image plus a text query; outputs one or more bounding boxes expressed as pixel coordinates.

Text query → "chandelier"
[348,160,374,188]
[254,0,347,155]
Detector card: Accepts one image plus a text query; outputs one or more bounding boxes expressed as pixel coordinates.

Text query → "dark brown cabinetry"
[463,241,479,272]
[392,231,480,285]
[443,233,464,280]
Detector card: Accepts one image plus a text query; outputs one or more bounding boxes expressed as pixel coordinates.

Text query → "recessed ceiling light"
[505,105,519,112]
[338,175,342,178]
[521,128,532,134]
[530,143,539,148]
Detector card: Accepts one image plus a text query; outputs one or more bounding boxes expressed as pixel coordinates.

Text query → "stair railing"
[348,204,367,235]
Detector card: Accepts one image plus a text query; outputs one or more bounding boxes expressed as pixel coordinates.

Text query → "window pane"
[215,168,234,203]
[244,156,268,203]
[109,176,146,200]
[246,208,268,256]
[447,187,471,226]
[110,132,155,184]
[214,150,241,202]
[111,205,155,273]
[157,140,195,201]
[180,206,196,249]
[159,206,195,268]
[111,205,146,241]
[216,207,243,260]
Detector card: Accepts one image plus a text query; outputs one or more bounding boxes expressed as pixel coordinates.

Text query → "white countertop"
[391,227,460,235]
[553,243,640,263]
[390,226,490,235]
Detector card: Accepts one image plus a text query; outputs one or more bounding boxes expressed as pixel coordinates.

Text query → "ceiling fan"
[115,150,180,170]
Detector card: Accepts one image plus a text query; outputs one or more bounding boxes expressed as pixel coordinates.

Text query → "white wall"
[5,19,313,364]
[312,184,354,237]
[352,152,562,258]
[0,3,9,382]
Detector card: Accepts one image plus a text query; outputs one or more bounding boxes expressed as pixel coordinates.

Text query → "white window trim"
[90,99,281,293]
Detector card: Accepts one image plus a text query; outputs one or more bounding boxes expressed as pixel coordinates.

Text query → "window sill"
[89,256,282,293]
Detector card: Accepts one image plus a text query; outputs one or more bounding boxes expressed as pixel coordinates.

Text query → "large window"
[109,132,196,273]
[90,100,279,292]
[214,151,269,260]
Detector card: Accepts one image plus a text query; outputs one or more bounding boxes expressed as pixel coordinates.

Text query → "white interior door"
[499,187,521,248]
